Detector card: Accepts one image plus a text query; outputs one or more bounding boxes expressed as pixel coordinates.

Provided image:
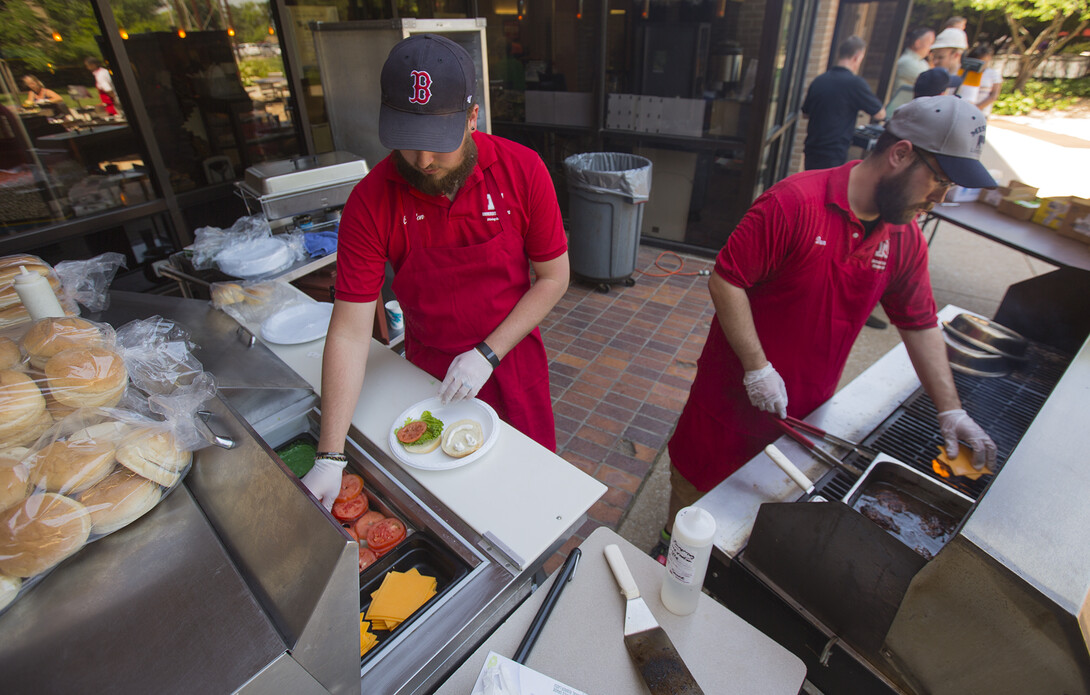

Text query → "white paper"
[470,651,588,695]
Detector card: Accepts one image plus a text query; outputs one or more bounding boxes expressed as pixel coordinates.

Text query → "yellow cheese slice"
[933,446,993,480]
[364,568,438,630]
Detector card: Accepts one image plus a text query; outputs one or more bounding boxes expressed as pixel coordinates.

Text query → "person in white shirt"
[968,44,1002,116]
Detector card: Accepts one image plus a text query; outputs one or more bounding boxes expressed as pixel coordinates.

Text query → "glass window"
[112,1,300,190]
[0,0,147,232]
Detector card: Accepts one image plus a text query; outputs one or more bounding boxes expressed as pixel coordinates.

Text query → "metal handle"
[196,410,236,449]
[764,444,815,494]
[236,325,256,348]
[513,547,580,664]
[605,544,640,600]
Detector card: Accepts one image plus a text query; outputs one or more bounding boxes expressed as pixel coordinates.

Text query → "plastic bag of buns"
[210,279,306,325]
[0,254,80,331]
[53,252,126,314]
[114,316,206,397]
[0,406,202,613]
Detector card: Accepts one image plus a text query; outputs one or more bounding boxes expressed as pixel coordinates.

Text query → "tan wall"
[789,0,841,175]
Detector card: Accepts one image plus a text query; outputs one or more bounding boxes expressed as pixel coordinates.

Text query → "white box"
[946,186,980,203]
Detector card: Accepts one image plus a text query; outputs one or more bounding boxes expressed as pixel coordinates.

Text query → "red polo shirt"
[669,162,937,490]
[334,131,568,302]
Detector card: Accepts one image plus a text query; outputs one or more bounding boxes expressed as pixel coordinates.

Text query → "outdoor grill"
[701,310,1090,694]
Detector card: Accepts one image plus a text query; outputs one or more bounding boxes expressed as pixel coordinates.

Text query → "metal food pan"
[843,454,974,560]
[358,532,470,666]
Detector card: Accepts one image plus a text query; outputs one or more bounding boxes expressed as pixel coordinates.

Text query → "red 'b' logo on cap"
[409,70,432,104]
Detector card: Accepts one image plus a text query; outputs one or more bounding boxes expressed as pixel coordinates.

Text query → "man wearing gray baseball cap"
[662,95,997,541]
[304,34,570,509]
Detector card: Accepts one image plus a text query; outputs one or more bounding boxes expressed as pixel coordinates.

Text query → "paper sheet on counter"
[471,652,588,695]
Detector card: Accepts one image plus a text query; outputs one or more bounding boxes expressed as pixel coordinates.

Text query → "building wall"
[789,0,841,175]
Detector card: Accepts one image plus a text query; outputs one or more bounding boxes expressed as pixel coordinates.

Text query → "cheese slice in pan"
[365,568,437,630]
[934,446,993,480]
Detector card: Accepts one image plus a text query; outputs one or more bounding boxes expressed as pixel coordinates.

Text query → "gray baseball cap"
[379,34,475,153]
[886,95,997,189]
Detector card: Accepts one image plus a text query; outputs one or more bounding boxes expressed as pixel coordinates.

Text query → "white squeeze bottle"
[13,266,64,321]
[661,505,716,616]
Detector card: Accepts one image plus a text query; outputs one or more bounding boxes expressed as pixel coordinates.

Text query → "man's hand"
[937,409,997,470]
[301,454,347,510]
[439,348,493,404]
[743,363,788,419]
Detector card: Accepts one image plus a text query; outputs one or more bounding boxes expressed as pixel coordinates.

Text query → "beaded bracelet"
[315,451,348,463]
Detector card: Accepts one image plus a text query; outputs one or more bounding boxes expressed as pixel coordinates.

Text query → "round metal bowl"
[943,330,1012,377]
[943,314,1029,360]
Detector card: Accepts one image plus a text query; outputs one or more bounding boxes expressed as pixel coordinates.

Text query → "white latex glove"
[439,348,494,404]
[301,455,346,510]
[743,362,788,419]
[937,409,997,470]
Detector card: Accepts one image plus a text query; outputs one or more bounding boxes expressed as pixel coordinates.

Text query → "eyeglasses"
[913,147,955,189]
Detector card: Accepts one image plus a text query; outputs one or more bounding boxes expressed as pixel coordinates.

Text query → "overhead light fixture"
[577,0,583,19]
[268,26,275,35]
[52,32,62,42]
[177,28,186,38]
[120,28,129,39]
[227,27,235,37]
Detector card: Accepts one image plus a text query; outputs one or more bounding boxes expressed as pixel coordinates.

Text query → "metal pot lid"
[943,314,1029,360]
[943,330,1012,378]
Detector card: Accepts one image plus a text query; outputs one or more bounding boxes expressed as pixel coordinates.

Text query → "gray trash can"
[564,152,652,289]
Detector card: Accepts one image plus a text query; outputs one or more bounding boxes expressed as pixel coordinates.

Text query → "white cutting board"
[243,290,605,569]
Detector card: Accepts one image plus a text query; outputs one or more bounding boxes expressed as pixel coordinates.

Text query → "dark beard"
[394,137,479,197]
[874,162,930,225]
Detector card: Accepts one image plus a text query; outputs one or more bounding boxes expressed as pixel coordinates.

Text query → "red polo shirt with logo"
[334,131,567,302]
[669,161,937,490]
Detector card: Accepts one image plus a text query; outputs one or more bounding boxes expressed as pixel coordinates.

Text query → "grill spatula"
[604,544,704,695]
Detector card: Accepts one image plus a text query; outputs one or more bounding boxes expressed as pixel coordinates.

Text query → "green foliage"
[237,56,284,85]
[992,76,1090,114]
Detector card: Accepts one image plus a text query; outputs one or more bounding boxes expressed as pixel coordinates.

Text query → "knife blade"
[604,544,704,695]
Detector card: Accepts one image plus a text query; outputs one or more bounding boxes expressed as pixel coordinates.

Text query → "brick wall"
[788,0,841,175]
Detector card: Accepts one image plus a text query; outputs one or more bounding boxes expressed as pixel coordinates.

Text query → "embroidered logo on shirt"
[814,235,827,246]
[409,71,432,104]
[416,213,425,221]
[871,239,890,271]
[483,192,498,220]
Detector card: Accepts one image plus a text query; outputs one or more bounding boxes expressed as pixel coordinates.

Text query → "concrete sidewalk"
[616,111,1080,553]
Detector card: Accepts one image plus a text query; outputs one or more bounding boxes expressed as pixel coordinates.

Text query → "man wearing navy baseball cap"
[660,94,997,551]
[304,35,570,508]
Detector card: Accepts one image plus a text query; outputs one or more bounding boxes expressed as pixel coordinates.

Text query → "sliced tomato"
[359,547,378,572]
[354,510,385,538]
[366,517,407,556]
[396,420,427,443]
[332,494,368,522]
[343,523,359,541]
[336,473,364,503]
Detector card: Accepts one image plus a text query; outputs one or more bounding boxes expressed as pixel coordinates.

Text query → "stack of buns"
[0,255,75,330]
[0,370,52,450]
[0,415,193,600]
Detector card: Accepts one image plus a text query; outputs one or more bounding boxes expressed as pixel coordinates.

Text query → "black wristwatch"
[475,341,500,369]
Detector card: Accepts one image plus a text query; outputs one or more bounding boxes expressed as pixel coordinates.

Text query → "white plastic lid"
[673,506,716,546]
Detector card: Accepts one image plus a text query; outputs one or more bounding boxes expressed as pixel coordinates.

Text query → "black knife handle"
[513,547,581,664]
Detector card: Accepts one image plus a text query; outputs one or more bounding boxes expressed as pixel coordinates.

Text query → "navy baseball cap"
[886,95,997,189]
[379,34,476,153]
[913,67,950,98]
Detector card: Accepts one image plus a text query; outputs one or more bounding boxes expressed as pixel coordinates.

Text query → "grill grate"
[815,342,1071,501]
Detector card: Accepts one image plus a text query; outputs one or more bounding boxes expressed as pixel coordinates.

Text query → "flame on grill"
[931,459,952,478]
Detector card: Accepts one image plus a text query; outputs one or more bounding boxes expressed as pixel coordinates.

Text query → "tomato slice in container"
[337,473,364,503]
[354,510,385,538]
[366,517,406,557]
[343,523,359,541]
[359,547,377,572]
[332,494,368,522]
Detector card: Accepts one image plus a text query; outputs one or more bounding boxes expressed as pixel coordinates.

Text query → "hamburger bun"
[22,317,105,370]
[0,573,20,611]
[440,419,485,458]
[0,409,52,451]
[401,436,441,454]
[0,370,45,431]
[0,451,30,512]
[27,436,116,495]
[211,282,245,307]
[0,338,21,371]
[116,427,190,487]
[77,468,162,535]
[0,492,92,577]
[43,347,128,408]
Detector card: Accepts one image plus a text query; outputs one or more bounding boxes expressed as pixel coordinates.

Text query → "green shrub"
[992,76,1090,115]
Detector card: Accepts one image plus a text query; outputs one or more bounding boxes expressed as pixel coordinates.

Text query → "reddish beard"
[394,136,479,197]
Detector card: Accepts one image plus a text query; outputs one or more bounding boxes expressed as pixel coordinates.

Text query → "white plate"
[216,237,293,279]
[388,397,499,471]
[261,302,334,344]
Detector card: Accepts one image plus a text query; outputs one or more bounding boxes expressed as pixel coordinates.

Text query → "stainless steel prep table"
[0,290,603,694]
[435,527,807,694]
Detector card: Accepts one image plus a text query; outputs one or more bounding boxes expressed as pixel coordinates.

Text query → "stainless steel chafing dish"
[237,151,368,222]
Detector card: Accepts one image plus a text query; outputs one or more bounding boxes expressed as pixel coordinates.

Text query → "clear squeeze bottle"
[13,266,64,321]
[661,505,716,616]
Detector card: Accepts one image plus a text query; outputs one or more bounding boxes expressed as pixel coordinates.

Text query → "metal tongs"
[773,415,877,477]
